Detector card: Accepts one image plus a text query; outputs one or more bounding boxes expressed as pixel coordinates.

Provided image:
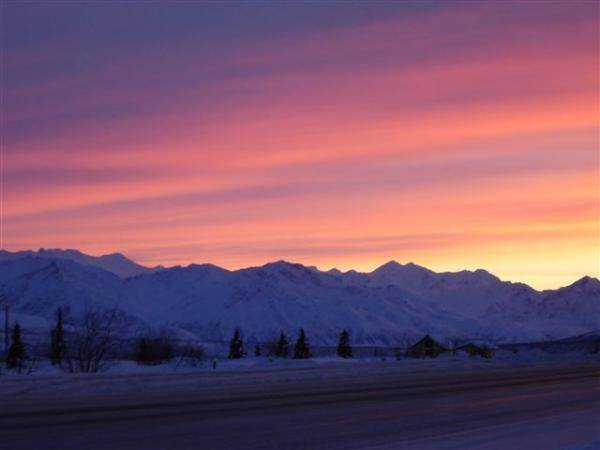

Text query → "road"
[1,362,599,449]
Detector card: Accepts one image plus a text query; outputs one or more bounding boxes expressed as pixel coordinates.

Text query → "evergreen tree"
[293,328,311,359]
[137,338,149,363]
[337,329,352,358]
[228,329,244,359]
[50,307,66,365]
[6,323,26,370]
[275,331,290,358]
[254,344,261,357]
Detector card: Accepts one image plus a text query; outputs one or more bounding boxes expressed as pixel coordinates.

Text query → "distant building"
[456,343,496,358]
[406,335,448,358]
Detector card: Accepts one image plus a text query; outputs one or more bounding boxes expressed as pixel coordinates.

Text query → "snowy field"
[0,349,598,400]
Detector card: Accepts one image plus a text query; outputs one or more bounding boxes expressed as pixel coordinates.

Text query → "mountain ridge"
[1,249,594,291]
[0,249,597,345]
[0,249,161,278]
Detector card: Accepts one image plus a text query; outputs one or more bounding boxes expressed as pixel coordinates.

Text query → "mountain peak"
[261,260,302,270]
[372,260,430,275]
[373,260,402,272]
[568,276,600,292]
[1,248,154,278]
[101,252,129,260]
[38,247,83,257]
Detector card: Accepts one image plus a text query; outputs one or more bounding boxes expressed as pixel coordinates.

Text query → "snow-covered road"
[1,361,599,449]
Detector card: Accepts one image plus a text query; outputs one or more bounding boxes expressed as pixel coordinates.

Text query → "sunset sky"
[1,1,598,289]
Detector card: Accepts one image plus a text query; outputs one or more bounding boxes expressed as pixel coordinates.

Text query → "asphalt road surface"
[1,362,599,449]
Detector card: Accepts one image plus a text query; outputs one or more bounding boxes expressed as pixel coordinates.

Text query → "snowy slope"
[120,261,482,345]
[0,249,158,278]
[0,257,146,334]
[0,253,597,345]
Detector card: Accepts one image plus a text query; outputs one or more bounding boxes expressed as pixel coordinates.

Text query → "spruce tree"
[228,329,244,359]
[293,328,310,359]
[275,331,290,358]
[6,323,26,370]
[337,329,352,358]
[254,344,261,357]
[137,338,150,363]
[50,307,66,365]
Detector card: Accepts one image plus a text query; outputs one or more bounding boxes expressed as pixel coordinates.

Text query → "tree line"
[3,308,356,373]
[2,307,203,373]
[3,307,121,373]
[228,328,353,359]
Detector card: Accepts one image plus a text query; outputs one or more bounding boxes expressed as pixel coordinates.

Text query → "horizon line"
[1,246,597,292]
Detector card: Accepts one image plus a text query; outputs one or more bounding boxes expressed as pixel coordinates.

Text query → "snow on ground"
[0,349,594,378]
[2,348,598,379]
[0,350,597,403]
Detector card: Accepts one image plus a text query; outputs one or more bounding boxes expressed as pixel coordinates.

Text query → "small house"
[406,335,448,358]
[456,343,496,359]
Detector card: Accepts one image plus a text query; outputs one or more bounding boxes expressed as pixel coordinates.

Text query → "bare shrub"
[173,342,205,368]
[63,306,121,373]
[134,331,175,365]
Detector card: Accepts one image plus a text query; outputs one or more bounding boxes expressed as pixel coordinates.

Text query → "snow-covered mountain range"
[0,249,158,278]
[0,249,598,345]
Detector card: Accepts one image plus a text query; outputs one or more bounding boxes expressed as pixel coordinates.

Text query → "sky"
[1,0,598,289]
